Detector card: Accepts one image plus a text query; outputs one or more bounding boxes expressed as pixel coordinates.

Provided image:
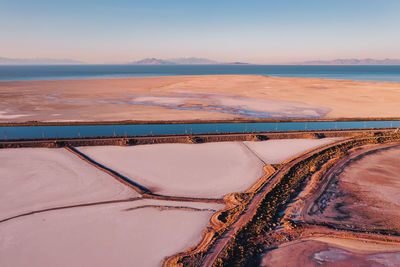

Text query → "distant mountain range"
[4,56,398,66]
[0,57,84,65]
[130,58,175,65]
[128,57,247,65]
[297,58,400,65]
[0,56,247,65]
[130,57,400,65]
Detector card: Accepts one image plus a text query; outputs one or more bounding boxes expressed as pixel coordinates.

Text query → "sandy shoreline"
[1,75,399,122]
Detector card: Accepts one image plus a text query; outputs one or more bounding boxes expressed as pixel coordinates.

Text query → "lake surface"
[1,65,400,82]
[1,120,399,140]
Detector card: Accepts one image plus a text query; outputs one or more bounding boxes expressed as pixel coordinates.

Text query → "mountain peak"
[128,58,175,65]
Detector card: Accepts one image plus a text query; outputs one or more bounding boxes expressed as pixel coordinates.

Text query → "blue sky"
[1,0,399,63]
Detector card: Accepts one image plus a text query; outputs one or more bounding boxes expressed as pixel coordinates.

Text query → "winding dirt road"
[199,138,348,266]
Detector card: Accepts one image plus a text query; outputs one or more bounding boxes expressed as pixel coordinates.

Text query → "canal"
[1,120,399,140]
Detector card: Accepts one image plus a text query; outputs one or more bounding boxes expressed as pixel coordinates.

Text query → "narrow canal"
[1,120,399,140]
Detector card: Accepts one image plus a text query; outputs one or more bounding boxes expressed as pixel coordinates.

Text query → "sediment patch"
[261,237,400,267]
[304,144,400,233]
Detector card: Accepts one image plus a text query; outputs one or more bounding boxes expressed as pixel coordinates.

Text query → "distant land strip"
[2,117,400,127]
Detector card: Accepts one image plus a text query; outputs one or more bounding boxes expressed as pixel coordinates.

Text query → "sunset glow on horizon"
[1,0,400,64]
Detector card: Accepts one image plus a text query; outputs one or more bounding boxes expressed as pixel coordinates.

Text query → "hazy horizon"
[1,0,400,64]
[2,56,400,65]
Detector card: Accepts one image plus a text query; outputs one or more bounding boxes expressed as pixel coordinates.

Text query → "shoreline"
[1,65,400,83]
[1,117,400,127]
[2,75,400,84]
[2,74,400,83]
[1,75,400,122]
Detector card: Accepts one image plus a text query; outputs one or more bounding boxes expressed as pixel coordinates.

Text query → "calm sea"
[0,65,400,82]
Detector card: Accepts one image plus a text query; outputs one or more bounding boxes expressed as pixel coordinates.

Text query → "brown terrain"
[261,237,400,267]
[1,75,400,122]
[303,144,400,233]
[258,142,400,267]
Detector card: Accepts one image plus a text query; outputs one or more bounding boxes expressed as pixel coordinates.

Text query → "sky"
[1,0,400,64]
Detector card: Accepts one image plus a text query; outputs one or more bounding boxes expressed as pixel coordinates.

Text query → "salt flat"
[0,111,30,119]
[0,148,138,220]
[261,237,400,267]
[306,145,400,232]
[79,142,264,198]
[0,200,219,267]
[0,138,344,267]
[78,139,339,198]
[1,75,399,122]
[244,138,341,164]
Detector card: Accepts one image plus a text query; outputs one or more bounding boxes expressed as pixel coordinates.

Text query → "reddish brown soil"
[259,142,400,267]
[260,238,400,267]
[305,144,400,233]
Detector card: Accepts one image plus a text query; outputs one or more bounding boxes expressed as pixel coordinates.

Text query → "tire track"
[0,197,141,223]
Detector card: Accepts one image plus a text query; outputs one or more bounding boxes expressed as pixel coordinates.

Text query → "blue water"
[1,65,400,82]
[1,120,399,140]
